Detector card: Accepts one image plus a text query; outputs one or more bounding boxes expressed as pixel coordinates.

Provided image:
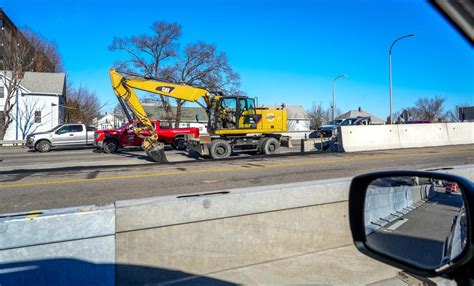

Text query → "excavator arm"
[109,68,210,162]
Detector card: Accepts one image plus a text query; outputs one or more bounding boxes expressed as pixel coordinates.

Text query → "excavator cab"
[212,96,260,131]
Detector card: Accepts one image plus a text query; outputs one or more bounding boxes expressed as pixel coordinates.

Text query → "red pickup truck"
[94,120,199,153]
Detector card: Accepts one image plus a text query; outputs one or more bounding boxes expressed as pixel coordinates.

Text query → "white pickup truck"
[26,124,96,152]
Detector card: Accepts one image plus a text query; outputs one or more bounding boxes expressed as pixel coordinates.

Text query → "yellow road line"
[0,148,472,189]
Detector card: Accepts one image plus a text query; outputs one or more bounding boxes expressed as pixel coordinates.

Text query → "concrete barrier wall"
[365,186,412,232]
[1,165,473,285]
[115,178,351,284]
[398,123,449,148]
[0,205,115,286]
[338,125,400,152]
[364,184,436,234]
[340,122,474,152]
[447,122,474,145]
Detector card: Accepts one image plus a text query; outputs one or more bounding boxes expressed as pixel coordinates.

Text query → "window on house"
[0,86,4,98]
[34,111,41,123]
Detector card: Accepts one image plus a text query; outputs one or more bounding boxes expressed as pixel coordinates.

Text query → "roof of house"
[20,72,66,94]
[143,105,208,123]
[337,109,385,124]
[262,105,309,120]
[1,71,66,95]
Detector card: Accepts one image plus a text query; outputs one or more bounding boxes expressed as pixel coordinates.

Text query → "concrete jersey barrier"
[364,183,435,234]
[340,122,474,152]
[0,164,473,285]
[447,122,474,145]
[338,124,400,152]
[0,205,115,286]
[398,123,450,148]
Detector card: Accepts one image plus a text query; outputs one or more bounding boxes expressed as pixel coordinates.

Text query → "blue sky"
[2,0,473,119]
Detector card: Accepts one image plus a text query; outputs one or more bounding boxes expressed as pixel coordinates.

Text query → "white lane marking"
[387,218,409,231]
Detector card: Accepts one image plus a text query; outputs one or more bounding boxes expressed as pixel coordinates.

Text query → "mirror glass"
[364,176,468,269]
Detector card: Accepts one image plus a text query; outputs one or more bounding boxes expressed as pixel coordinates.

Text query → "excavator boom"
[110,69,210,105]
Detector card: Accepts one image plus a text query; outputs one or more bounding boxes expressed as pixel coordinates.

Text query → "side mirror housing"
[349,170,473,278]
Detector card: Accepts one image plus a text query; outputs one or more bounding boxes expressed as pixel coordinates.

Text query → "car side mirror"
[349,171,473,278]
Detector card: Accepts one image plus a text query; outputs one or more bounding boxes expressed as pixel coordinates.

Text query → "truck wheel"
[209,139,231,159]
[36,140,51,152]
[173,138,187,150]
[261,137,280,155]
[103,140,119,153]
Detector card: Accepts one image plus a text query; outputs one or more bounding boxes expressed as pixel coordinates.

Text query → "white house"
[93,112,127,130]
[0,71,66,141]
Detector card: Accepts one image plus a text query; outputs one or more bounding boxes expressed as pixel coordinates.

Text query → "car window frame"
[55,125,70,135]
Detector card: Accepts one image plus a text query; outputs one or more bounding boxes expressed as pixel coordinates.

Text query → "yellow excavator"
[109,68,287,162]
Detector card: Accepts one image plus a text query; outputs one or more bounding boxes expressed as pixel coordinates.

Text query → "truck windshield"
[47,125,62,132]
[117,123,129,130]
[340,119,357,126]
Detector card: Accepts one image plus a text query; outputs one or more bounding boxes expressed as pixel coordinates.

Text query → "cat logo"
[156,86,175,93]
[266,113,275,122]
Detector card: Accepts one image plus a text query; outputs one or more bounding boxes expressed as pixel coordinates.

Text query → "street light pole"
[389,34,415,124]
[332,74,348,121]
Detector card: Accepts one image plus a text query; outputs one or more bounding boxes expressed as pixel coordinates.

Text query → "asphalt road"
[0,144,473,213]
[0,144,301,172]
[367,189,464,268]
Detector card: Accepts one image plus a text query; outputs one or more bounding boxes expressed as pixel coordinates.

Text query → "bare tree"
[163,41,241,126]
[307,102,332,130]
[14,96,51,139]
[394,96,448,123]
[0,30,37,140]
[392,107,417,123]
[109,23,242,127]
[23,29,63,73]
[109,21,182,124]
[412,96,447,121]
[113,103,127,119]
[65,85,103,125]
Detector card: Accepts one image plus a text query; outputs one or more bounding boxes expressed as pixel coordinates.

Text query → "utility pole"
[389,34,415,124]
[332,74,348,121]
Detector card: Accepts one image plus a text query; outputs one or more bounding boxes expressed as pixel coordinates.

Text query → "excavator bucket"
[143,141,168,163]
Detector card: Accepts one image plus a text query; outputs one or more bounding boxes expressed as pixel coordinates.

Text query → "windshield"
[47,125,63,132]
[326,120,342,125]
[117,122,130,130]
[340,118,358,126]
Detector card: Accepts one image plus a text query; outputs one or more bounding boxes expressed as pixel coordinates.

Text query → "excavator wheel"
[208,139,232,159]
[144,143,168,163]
